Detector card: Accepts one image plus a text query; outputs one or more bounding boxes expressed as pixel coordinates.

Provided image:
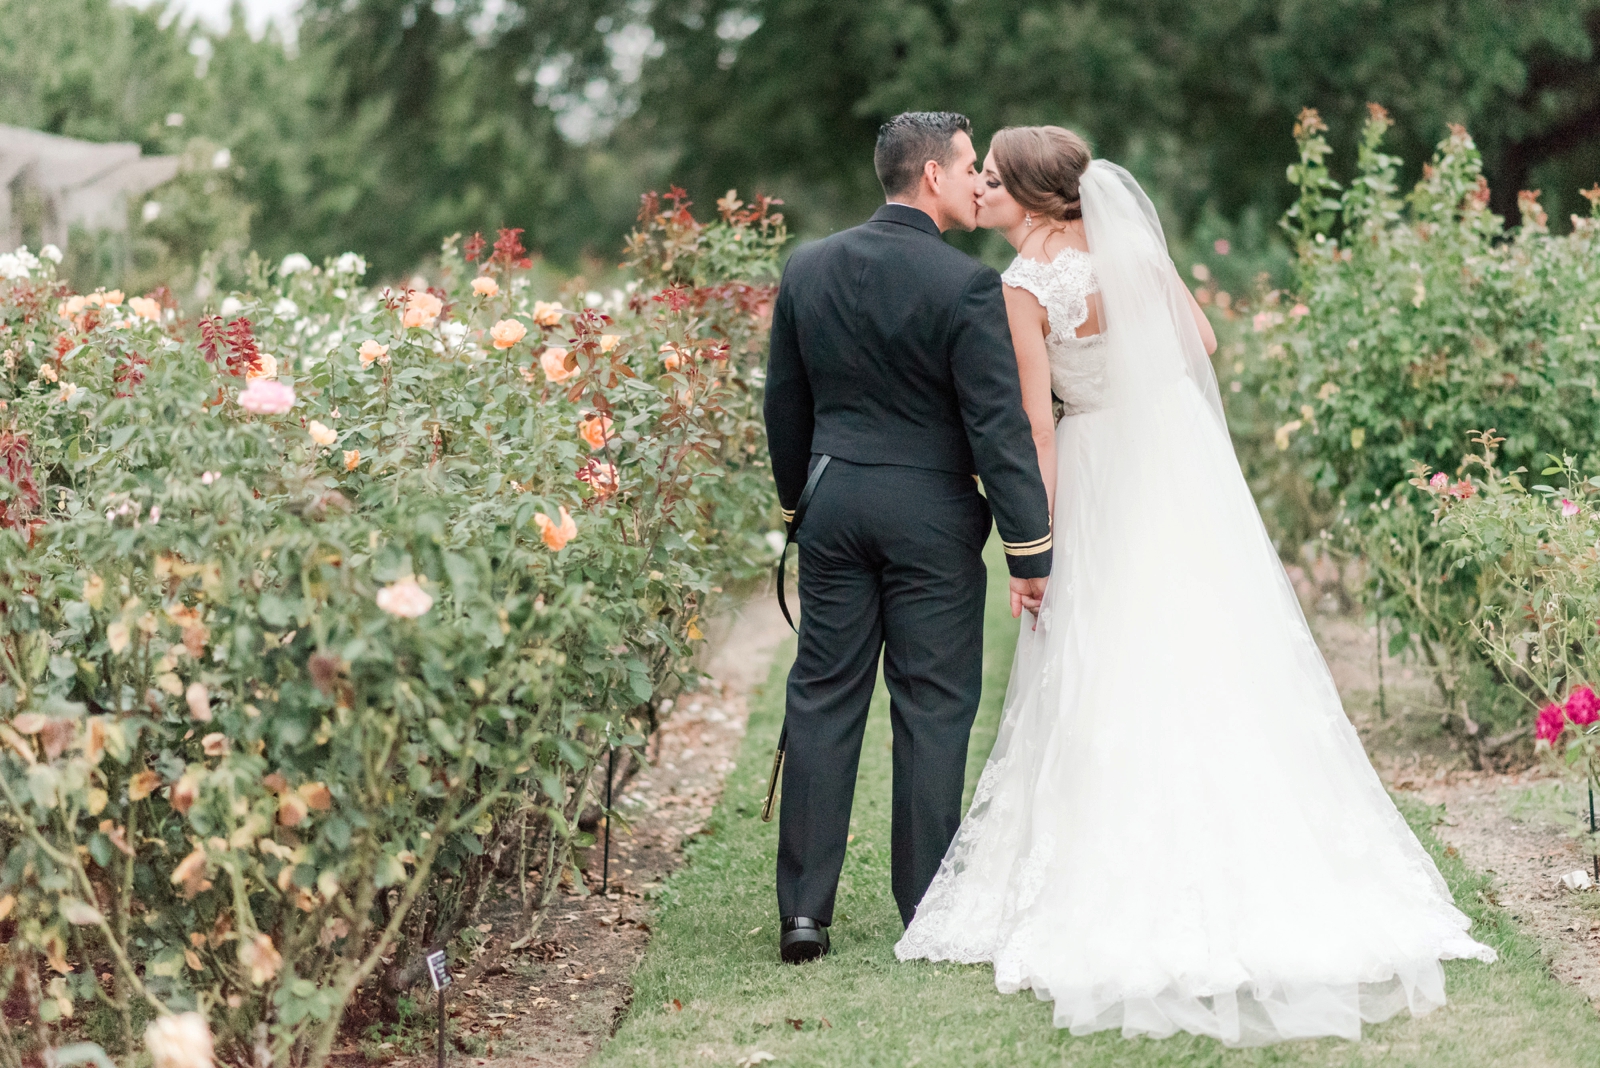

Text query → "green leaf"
[427,717,462,755]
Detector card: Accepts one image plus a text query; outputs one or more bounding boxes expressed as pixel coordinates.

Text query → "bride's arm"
[1181,273,1219,355]
[1002,285,1057,516]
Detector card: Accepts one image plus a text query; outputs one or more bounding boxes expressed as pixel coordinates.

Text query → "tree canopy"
[3,0,1597,281]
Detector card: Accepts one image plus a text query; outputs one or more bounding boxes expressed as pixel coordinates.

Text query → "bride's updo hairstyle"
[991,126,1092,221]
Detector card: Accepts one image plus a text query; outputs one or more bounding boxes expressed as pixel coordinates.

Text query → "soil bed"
[361,595,789,1068]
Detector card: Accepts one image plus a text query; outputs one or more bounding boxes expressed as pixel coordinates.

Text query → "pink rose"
[238,380,295,415]
[1536,703,1567,744]
[1429,472,1448,490]
[1562,498,1579,518]
[1289,303,1310,319]
[1566,686,1600,726]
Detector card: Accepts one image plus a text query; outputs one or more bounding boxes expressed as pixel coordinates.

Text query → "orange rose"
[343,449,361,471]
[534,506,577,551]
[541,347,576,383]
[532,301,563,327]
[358,340,388,367]
[578,413,613,451]
[128,296,162,322]
[471,277,499,297]
[490,318,527,349]
[401,290,443,329]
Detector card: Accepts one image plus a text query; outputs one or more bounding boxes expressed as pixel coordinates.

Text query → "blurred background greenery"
[5,0,1599,290]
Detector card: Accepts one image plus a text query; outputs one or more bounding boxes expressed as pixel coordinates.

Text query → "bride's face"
[976,150,1026,231]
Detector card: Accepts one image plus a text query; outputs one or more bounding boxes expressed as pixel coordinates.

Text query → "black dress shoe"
[779,916,829,963]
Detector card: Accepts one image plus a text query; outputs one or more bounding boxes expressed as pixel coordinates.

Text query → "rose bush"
[1244,105,1600,749]
[0,190,784,1068]
[1419,433,1600,769]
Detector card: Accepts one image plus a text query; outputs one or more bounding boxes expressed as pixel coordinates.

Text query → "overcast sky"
[124,0,301,39]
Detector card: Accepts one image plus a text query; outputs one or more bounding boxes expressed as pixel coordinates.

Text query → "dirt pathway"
[373,594,791,1068]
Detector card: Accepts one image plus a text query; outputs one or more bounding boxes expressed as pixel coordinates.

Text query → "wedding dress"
[894,161,1495,1046]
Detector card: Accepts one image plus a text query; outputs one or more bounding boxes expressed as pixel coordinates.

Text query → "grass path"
[595,544,1600,1067]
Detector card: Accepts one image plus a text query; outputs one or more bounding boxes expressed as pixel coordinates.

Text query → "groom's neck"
[886,195,948,233]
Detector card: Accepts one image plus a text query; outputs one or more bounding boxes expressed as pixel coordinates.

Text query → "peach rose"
[129,296,162,322]
[102,290,124,306]
[471,277,499,297]
[375,576,433,618]
[599,333,621,352]
[343,449,361,471]
[308,421,337,446]
[579,413,613,451]
[238,933,282,985]
[246,353,278,381]
[186,682,211,722]
[532,301,563,327]
[534,506,578,551]
[401,290,443,329]
[490,318,528,349]
[358,339,388,368]
[541,347,576,383]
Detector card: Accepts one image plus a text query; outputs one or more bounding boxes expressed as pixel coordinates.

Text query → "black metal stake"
[436,986,445,1068]
[1590,783,1596,834]
[601,745,616,895]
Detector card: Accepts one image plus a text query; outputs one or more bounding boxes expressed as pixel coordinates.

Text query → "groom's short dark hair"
[875,112,973,199]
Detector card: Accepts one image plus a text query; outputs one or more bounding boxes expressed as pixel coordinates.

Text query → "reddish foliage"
[653,285,692,313]
[113,351,149,398]
[220,318,264,377]
[54,334,74,359]
[0,427,41,539]
[490,228,532,271]
[463,232,487,264]
[198,315,224,366]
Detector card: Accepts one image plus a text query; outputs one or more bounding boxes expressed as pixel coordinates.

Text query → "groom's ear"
[922,157,942,197]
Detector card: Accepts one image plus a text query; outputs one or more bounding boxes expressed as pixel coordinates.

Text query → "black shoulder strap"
[774,454,832,632]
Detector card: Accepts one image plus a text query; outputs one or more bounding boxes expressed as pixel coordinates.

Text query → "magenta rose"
[1536,703,1567,744]
[1565,686,1600,726]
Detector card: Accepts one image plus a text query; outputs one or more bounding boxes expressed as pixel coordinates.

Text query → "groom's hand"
[1009,577,1048,621]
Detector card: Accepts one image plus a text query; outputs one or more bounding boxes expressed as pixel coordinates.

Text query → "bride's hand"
[1009,577,1048,623]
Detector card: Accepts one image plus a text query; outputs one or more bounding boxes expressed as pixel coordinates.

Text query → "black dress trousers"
[776,457,990,928]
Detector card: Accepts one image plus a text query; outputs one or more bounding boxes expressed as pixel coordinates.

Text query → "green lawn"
[595,543,1600,1067]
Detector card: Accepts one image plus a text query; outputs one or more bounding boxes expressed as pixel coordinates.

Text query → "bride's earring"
[1024,212,1033,228]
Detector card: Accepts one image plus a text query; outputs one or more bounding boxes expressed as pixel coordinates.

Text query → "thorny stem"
[0,771,165,1015]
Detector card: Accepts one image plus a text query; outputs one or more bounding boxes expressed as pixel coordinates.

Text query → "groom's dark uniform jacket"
[763,203,1053,928]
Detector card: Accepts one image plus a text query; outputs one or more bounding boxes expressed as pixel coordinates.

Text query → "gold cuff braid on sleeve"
[1002,533,1053,557]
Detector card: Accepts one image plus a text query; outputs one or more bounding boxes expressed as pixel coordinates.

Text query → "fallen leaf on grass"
[747,927,761,936]
[785,1019,803,1031]
[664,998,682,1012]
[736,1053,775,1067]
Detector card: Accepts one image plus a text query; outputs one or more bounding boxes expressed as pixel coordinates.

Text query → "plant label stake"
[426,950,451,1068]
[602,745,616,894]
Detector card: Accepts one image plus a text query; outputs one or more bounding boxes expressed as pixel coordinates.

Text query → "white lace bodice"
[1001,247,1107,416]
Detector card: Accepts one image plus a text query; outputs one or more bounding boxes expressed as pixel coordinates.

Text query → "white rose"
[334,252,366,276]
[375,576,433,619]
[145,1012,214,1068]
[279,253,313,276]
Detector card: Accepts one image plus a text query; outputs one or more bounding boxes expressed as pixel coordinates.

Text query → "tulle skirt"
[894,376,1495,1046]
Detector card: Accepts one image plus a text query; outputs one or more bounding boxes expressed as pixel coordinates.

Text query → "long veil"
[896,159,1496,1045]
[1078,159,1225,428]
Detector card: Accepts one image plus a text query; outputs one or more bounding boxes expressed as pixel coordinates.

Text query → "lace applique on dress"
[1001,247,1108,416]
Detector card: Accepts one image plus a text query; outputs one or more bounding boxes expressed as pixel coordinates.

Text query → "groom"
[763,112,1052,963]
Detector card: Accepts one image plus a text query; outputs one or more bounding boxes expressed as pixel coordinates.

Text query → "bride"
[894,126,1496,1046]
